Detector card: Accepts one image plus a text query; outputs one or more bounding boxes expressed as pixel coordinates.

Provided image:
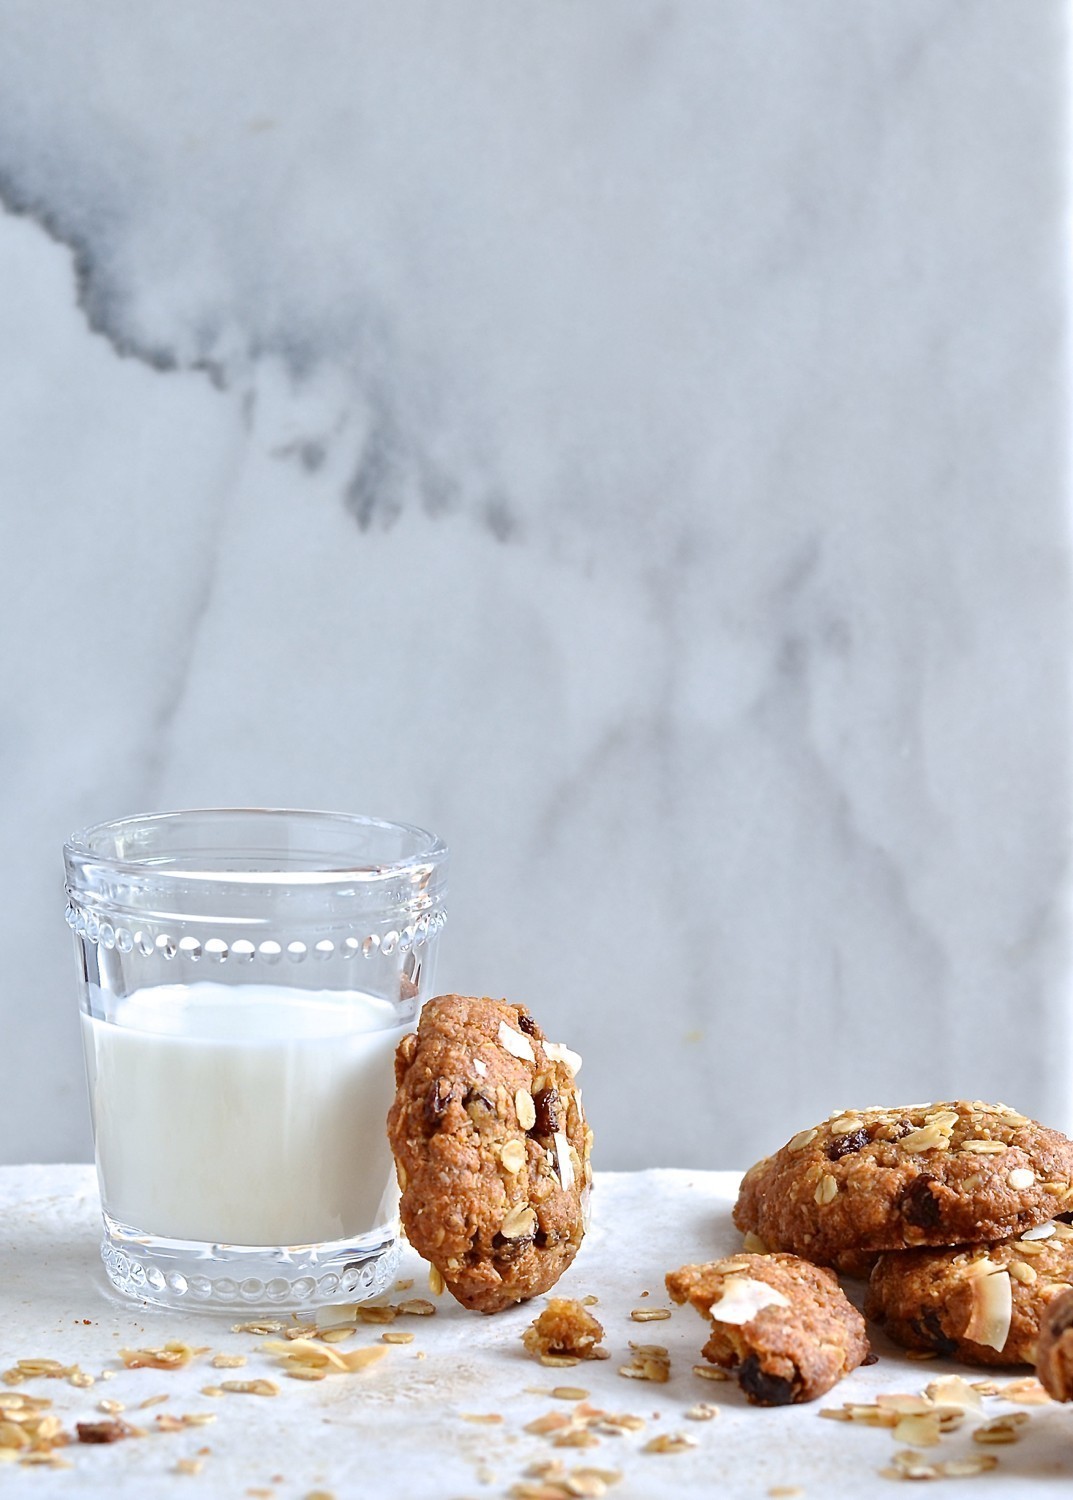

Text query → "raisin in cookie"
[1035,1286,1073,1398]
[386,994,591,1313]
[865,1219,1073,1366]
[734,1103,1073,1267]
[666,1252,870,1405]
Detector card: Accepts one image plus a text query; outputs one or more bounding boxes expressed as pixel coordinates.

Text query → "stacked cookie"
[732,1101,1073,1368]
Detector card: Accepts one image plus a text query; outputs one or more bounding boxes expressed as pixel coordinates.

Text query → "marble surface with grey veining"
[0,1,1069,1168]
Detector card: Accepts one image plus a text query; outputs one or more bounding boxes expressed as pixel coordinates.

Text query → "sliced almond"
[1008,1168,1036,1190]
[516,1090,537,1131]
[499,1022,535,1062]
[708,1276,791,1326]
[554,1132,575,1191]
[1021,1221,1057,1241]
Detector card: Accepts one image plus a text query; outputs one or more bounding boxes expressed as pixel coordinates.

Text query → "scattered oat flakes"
[551,1388,590,1401]
[382,1331,415,1345]
[175,1458,204,1476]
[119,1342,205,1371]
[692,1363,729,1382]
[768,1489,804,1499]
[618,1348,670,1384]
[461,1413,503,1424]
[1000,1377,1051,1405]
[629,1308,671,1322]
[973,1413,1030,1444]
[397,1298,437,1317]
[230,1321,285,1335]
[643,1432,697,1454]
[212,1353,248,1369]
[881,1445,1003,1481]
[684,1403,718,1421]
[429,1265,446,1296]
[219,1379,280,1397]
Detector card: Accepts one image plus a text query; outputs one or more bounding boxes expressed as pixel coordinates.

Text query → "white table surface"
[2,1166,1072,1498]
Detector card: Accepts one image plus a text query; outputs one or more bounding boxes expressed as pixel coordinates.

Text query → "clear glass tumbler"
[64,808,447,1314]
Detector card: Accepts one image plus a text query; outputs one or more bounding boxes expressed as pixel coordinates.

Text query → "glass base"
[100,1211,401,1314]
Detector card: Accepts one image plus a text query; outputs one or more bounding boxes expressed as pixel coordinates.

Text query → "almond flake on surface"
[923,1376,981,1412]
[708,1275,791,1325]
[499,1021,536,1061]
[892,1413,943,1447]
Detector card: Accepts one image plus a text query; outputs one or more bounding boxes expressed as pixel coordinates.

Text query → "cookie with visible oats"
[865,1219,1073,1366]
[1035,1286,1073,1398]
[386,994,591,1314]
[733,1102,1073,1268]
[666,1252,870,1405]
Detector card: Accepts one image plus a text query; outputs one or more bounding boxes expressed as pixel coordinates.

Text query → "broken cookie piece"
[1035,1285,1073,1399]
[522,1298,607,1361]
[666,1252,869,1405]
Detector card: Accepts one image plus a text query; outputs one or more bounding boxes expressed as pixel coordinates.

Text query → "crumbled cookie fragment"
[666,1252,869,1405]
[523,1300,606,1362]
[387,995,591,1313]
[734,1102,1073,1267]
[1032,1285,1073,1399]
[866,1223,1073,1366]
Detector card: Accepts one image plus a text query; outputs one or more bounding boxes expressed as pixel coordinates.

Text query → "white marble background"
[0,2,1069,1170]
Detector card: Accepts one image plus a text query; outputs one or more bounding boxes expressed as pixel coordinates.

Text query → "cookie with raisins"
[386,994,591,1313]
[733,1103,1073,1268]
[666,1252,870,1403]
[866,1219,1073,1366]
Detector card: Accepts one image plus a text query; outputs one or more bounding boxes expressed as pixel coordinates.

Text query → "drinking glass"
[64,809,447,1313]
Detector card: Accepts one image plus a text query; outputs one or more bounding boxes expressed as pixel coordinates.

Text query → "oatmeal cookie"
[865,1219,1073,1366]
[386,994,591,1313]
[734,1103,1073,1267]
[1035,1286,1073,1399]
[666,1252,870,1405]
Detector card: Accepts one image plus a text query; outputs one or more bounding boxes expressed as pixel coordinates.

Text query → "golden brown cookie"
[734,1102,1073,1267]
[386,994,591,1313]
[865,1219,1073,1366]
[1035,1286,1073,1398]
[666,1252,870,1404]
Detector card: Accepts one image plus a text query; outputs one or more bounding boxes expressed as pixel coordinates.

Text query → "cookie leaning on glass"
[386,994,591,1314]
[733,1101,1073,1269]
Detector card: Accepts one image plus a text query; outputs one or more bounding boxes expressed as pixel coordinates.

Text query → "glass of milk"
[63,808,447,1314]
